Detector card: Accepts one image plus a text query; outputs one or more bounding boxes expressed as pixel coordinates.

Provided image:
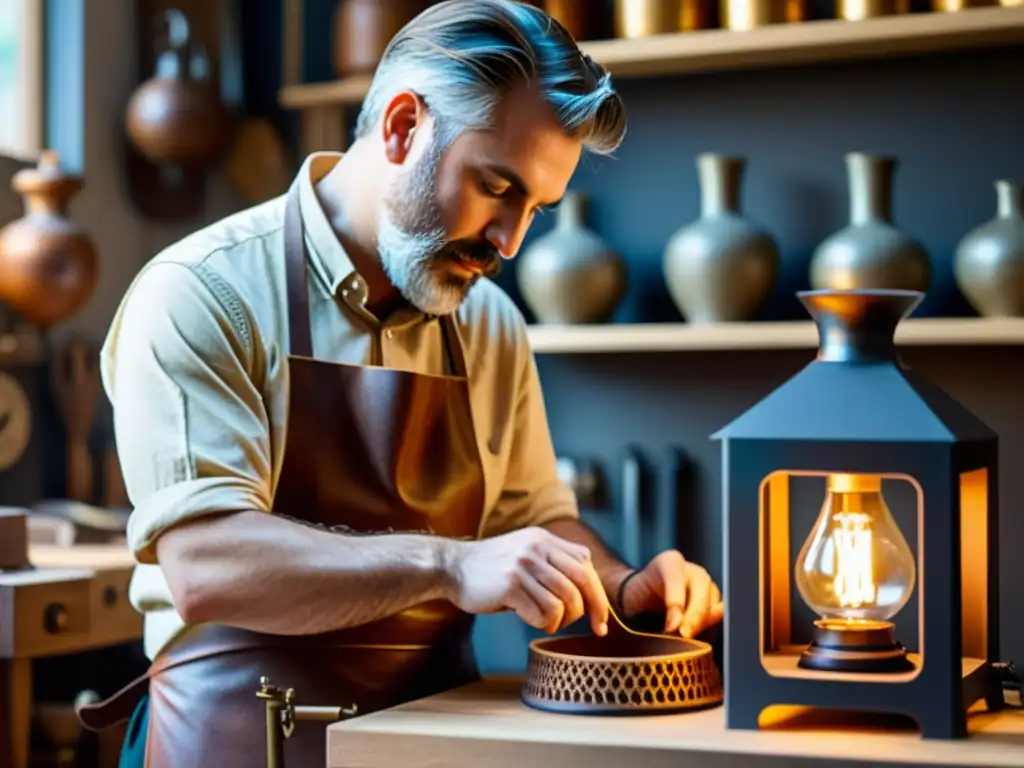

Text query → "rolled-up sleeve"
[101,261,273,565]
[484,325,579,536]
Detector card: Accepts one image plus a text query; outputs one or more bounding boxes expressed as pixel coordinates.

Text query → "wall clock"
[0,370,32,471]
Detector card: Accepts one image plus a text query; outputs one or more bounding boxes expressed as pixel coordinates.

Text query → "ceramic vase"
[662,154,779,324]
[954,180,1024,317]
[0,151,99,329]
[517,192,627,324]
[810,153,931,293]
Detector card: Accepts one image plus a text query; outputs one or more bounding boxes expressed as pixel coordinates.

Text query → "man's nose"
[485,214,531,260]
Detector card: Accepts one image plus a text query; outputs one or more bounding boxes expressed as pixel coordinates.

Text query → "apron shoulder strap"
[284,187,314,358]
[440,313,470,379]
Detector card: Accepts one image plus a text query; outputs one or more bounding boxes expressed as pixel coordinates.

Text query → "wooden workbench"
[1,543,142,768]
[326,677,1024,768]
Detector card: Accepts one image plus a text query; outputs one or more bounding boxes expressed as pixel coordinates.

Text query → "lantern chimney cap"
[711,289,995,444]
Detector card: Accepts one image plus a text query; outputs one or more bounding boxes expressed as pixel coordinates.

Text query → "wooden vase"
[0,151,99,329]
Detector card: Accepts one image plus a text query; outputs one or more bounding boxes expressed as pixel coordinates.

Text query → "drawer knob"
[102,585,119,607]
[44,603,69,633]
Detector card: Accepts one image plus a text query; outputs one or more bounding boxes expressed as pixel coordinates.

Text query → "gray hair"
[353,0,626,155]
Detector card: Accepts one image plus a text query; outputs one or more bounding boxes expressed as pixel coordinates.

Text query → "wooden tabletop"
[27,542,136,570]
[326,677,1024,768]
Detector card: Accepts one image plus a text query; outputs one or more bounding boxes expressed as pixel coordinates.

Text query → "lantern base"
[798,619,914,674]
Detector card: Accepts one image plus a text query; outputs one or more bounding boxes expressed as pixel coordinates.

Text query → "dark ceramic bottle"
[810,153,931,294]
[517,192,627,324]
[954,180,1024,317]
[663,154,779,324]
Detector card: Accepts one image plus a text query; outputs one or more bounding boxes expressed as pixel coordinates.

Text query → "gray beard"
[377,142,477,316]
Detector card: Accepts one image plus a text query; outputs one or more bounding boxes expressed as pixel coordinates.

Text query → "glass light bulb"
[794,474,915,624]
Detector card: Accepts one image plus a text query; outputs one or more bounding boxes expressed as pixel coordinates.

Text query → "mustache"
[437,240,502,277]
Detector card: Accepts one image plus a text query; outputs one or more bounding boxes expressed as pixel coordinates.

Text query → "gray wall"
[474,46,1024,672]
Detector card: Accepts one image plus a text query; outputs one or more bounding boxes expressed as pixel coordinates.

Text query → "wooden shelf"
[524,317,1024,354]
[280,7,1024,110]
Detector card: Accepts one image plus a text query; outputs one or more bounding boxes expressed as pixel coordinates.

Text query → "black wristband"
[615,570,641,617]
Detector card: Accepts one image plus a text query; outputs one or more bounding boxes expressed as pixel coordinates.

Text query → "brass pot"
[933,0,1020,9]
[720,0,806,30]
[614,0,713,38]
[836,0,911,20]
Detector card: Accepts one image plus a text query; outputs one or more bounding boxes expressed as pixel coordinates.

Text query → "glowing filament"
[831,511,876,608]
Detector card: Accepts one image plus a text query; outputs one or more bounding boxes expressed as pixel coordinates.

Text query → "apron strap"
[440,314,468,378]
[284,185,314,358]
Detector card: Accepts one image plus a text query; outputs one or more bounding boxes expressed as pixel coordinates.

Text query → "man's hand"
[445,527,610,637]
[620,550,723,639]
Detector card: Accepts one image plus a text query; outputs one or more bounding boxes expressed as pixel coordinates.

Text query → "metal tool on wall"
[620,448,643,567]
[556,448,688,569]
[50,337,99,504]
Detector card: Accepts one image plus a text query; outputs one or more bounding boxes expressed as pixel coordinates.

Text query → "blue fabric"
[118,693,149,768]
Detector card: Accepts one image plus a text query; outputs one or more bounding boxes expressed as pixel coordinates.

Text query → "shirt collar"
[296,151,359,299]
[293,151,433,330]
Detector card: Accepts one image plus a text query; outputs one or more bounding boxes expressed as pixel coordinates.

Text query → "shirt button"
[385,329,394,339]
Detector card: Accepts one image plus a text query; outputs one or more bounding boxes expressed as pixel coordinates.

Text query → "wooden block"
[0,509,29,570]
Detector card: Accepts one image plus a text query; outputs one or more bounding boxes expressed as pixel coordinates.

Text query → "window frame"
[0,0,45,161]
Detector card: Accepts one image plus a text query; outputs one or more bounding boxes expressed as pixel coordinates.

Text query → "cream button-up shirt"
[101,153,579,659]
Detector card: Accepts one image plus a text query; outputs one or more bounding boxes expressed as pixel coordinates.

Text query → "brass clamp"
[257,676,358,768]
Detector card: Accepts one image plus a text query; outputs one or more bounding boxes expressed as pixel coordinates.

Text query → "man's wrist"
[435,536,465,602]
[613,568,641,617]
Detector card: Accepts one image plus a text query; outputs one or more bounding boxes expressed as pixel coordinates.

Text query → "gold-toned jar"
[614,0,713,38]
[720,0,806,30]
[933,0,1020,9]
[836,0,910,19]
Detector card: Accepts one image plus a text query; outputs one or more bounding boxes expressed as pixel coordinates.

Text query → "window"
[0,0,43,159]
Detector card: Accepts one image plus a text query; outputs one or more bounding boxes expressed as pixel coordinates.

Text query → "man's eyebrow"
[483,164,562,208]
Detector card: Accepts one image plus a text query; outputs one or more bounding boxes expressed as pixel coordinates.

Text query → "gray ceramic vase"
[810,153,931,292]
[516,191,627,324]
[663,154,779,324]
[954,180,1024,317]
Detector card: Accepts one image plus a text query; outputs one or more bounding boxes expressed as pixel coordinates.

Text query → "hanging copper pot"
[333,0,433,78]
[544,0,592,41]
[0,151,99,329]
[125,8,233,169]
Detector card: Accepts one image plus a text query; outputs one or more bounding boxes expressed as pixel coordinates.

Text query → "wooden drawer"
[0,565,141,658]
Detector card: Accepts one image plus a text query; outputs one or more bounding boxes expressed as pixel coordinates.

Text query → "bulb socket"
[827,473,882,494]
[799,619,914,673]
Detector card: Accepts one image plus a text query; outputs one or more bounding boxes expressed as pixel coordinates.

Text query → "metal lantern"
[713,289,1002,739]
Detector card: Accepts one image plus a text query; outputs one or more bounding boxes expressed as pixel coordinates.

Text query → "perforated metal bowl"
[521,631,723,715]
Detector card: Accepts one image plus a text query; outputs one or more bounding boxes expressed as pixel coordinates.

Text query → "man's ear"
[382,91,427,165]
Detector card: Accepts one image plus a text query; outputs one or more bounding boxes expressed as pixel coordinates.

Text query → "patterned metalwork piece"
[521,607,723,715]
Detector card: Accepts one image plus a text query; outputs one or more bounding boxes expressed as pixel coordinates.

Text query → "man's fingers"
[548,548,608,636]
[651,551,687,633]
[513,572,564,634]
[550,534,592,563]
[526,556,585,629]
[709,600,725,625]
[679,565,715,638]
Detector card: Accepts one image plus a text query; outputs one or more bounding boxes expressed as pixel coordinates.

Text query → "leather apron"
[79,186,487,766]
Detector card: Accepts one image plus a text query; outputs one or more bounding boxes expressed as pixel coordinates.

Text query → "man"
[81,1,723,764]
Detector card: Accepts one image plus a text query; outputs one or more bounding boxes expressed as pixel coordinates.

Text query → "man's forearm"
[157,510,456,636]
[543,518,633,607]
